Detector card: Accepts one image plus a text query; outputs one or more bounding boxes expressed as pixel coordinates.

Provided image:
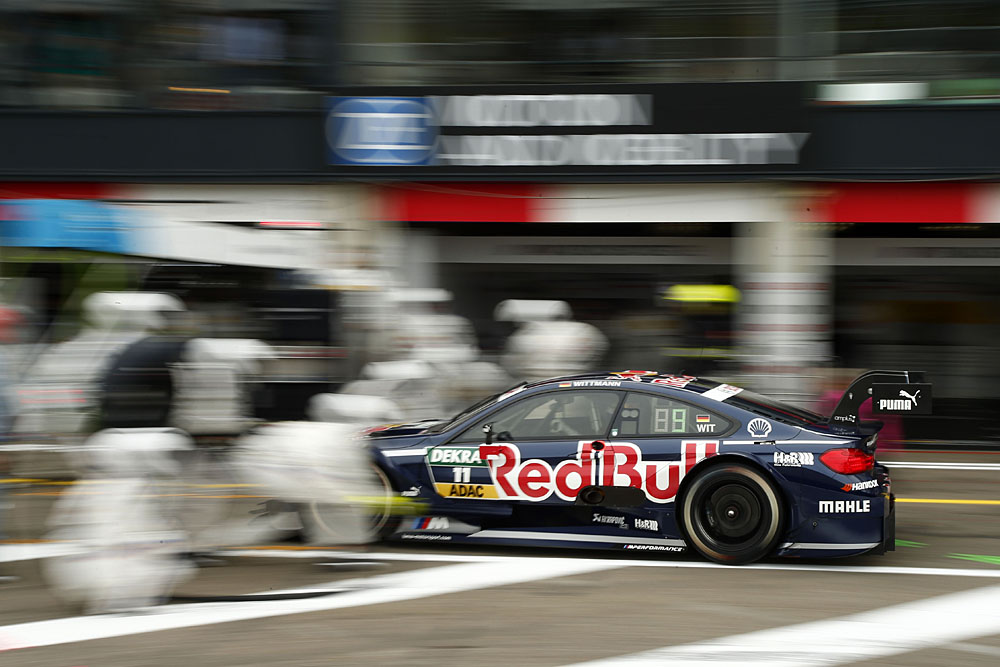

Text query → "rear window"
[727,389,825,427]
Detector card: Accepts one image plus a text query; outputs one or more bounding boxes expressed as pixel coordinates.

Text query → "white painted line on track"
[946,642,1000,659]
[217,549,1000,579]
[883,461,1000,471]
[561,584,1000,666]
[8,542,1000,579]
[0,543,85,563]
[0,557,618,652]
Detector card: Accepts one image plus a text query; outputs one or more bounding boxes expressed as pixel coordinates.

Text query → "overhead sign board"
[324,83,809,177]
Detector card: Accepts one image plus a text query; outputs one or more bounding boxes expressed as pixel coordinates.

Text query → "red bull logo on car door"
[475,441,718,503]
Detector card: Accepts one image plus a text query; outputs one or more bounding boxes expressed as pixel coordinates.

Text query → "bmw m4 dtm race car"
[367,370,931,565]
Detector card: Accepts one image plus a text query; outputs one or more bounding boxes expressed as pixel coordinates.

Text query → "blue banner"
[1,199,133,254]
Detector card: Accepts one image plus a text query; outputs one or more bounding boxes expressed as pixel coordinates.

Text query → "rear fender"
[676,452,793,537]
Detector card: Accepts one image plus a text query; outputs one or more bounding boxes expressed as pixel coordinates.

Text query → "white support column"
[735,192,833,405]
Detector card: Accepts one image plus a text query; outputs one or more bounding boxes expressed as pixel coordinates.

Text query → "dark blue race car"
[367,369,931,565]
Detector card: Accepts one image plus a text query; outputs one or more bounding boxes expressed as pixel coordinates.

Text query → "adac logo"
[747,418,772,439]
[326,97,437,166]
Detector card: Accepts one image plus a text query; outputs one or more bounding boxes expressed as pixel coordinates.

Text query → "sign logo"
[773,451,814,467]
[432,482,499,499]
[702,384,744,402]
[478,440,717,504]
[651,375,697,389]
[593,513,626,527]
[878,390,919,411]
[633,518,659,531]
[608,370,658,382]
[819,499,871,513]
[565,380,622,388]
[623,544,684,552]
[326,97,437,165]
[428,446,486,467]
[324,92,809,169]
[872,383,932,415]
[412,517,450,530]
[841,479,879,492]
[747,418,772,439]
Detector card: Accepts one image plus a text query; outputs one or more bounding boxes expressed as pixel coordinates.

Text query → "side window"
[453,391,622,442]
[611,392,731,437]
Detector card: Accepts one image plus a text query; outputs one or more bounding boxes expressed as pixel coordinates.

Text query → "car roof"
[526,371,722,395]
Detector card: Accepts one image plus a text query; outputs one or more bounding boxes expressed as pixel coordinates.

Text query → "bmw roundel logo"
[325,97,437,166]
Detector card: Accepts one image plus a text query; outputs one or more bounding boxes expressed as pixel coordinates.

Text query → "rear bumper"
[872,464,895,555]
[774,488,895,559]
[874,491,896,555]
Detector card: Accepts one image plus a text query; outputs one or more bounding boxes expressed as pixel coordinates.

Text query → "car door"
[426,390,624,507]
[594,390,734,505]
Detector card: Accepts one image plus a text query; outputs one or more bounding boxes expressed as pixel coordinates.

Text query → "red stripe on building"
[380,183,545,223]
[0,183,118,200]
[823,183,972,223]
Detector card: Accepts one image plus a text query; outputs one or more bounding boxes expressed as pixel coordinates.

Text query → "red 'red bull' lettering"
[482,441,718,504]
[480,444,520,496]
[553,441,597,500]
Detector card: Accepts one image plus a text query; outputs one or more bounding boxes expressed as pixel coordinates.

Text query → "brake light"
[820,448,874,474]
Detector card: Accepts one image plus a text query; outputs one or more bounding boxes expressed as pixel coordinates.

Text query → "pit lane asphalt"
[1,449,999,666]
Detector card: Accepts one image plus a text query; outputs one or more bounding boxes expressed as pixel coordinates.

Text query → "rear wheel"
[679,463,783,565]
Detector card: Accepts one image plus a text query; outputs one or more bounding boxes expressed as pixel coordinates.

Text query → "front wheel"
[679,463,783,565]
[302,464,401,544]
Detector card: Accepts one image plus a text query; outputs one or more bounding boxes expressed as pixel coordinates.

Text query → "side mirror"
[482,422,494,445]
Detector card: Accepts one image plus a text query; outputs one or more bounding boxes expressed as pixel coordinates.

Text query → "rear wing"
[828,370,932,426]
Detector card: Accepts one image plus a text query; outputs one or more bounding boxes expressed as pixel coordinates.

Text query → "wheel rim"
[308,464,395,542]
[367,464,394,533]
[701,483,763,542]
[692,477,771,552]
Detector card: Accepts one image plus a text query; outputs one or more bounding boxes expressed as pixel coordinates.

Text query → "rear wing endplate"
[828,370,932,425]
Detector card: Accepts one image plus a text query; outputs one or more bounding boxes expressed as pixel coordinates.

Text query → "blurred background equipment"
[497,299,608,382]
[15,291,185,441]
[43,428,197,614]
[660,283,740,377]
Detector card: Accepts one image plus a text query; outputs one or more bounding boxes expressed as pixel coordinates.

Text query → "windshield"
[422,385,522,434]
[727,389,825,427]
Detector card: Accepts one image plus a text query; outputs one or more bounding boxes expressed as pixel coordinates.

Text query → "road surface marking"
[7,540,1000,578]
[945,642,1000,658]
[561,583,1000,666]
[949,554,1000,566]
[217,548,1000,578]
[895,539,926,547]
[0,542,83,563]
[0,558,618,651]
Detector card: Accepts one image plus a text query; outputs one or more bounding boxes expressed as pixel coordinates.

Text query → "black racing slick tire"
[679,463,784,565]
